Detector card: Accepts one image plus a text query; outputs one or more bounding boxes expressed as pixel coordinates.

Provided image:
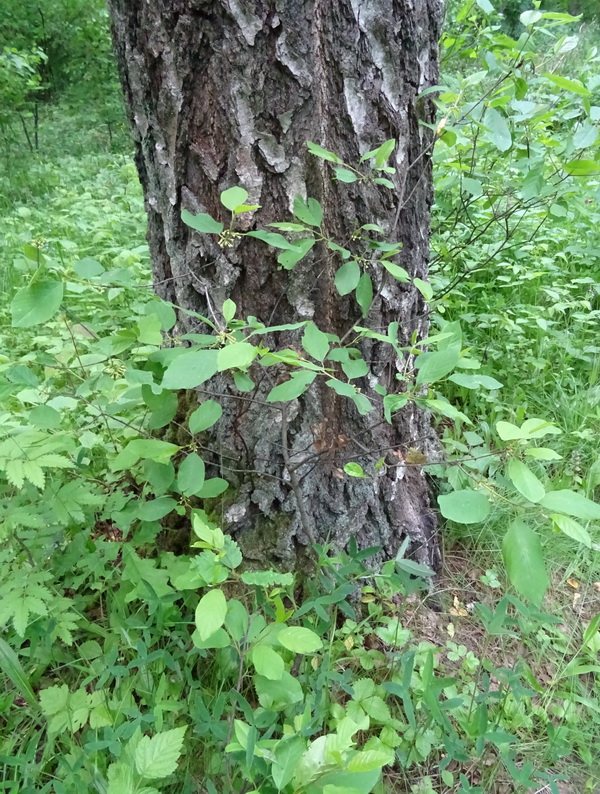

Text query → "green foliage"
[1,3,600,793]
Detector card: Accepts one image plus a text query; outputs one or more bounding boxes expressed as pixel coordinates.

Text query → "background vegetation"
[0,1,599,793]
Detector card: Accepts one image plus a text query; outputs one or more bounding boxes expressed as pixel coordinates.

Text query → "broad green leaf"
[540,490,600,520]
[551,514,591,548]
[252,645,285,680]
[137,497,177,522]
[278,626,322,653]
[302,323,329,361]
[543,73,590,96]
[220,186,249,211]
[293,196,323,227]
[74,257,104,278]
[112,439,180,470]
[11,279,63,327]
[347,750,390,772]
[134,726,187,779]
[476,0,495,13]
[484,108,512,152]
[196,477,228,498]
[272,736,306,790]
[334,167,358,182]
[335,260,361,295]
[355,273,373,317]
[267,371,317,402]
[524,447,562,461]
[189,400,223,434]
[278,238,316,270]
[573,123,598,150]
[344,462,366,478]
[196,589,227,641]
[306,141,342,163]
[222,298,236,323]
[438,490,490,524]
[247,230,301,250]
[178,453,205,496]
[415,347,460,385]
[382,262,410,282]
[217,342,258,371]
[565,159,600,176]
[162,349,218,389]
[413,277,433,301]
[507,459,545,503]
[181,209,223,234]
[520,420,561,439]
[520,9,541,24]
[502,520,548,607]
[255,671,303,710]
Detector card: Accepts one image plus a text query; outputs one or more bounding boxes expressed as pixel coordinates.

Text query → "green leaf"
[0,638,38,709]
[485,108,512,152]
[302,323,329,361]
[551,514,591,548]
[112,439,180,470]
[246,230,301,250]
[181,209,223,234]
[189,400,223,434]
[438,490,490,524]
[476,0,495,13]
[335,260,361,295]
[413,277,433,301]
[162,349,218,389]
[347,750,390,772]
[254,671,303,710]
[573,123,598,150]
[502,520,548,607]
[196,478,229,498]
[266,371,317,402]
[278,238,316,270]
[252,645,285,680]
[507,459,545,503]
[540,490,600,520]
[306,141,342,163]
[382,261,410,282]
[196,589,227,641]
[344,462,366,478]
[73,257,104,278]
[134,726,187,779]
[565,159,600,176]
[356,273,373,317]
[217,342,258,371]
[334,167,358,183]
[222,299,236,323]
[519,8,541,24]
[137,497,177,522]
[11,279,63,327]
[272,736,306,791]
[415,347,460,385]
[543,73,590,96]
[220,186,249,211]
[178,453,206,496]
[524,447,562,461]
[278,626,323,653]
[293,196,323,227]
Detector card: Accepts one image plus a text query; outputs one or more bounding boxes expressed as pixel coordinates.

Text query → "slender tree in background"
[108,0,444,569]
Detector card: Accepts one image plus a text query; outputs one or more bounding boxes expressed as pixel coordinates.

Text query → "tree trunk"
[108,0,444,570]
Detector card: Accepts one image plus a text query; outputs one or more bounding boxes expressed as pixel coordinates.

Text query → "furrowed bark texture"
[108,0,444,569]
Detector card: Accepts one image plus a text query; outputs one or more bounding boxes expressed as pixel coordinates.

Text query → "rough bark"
[108,0,444,570]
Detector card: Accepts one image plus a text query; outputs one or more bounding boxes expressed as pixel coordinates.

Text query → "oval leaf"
[502,520,548,607]
[278,626,322,653]
[507,459,545,503]
[195,589,227,641]
[438,490,490,524]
